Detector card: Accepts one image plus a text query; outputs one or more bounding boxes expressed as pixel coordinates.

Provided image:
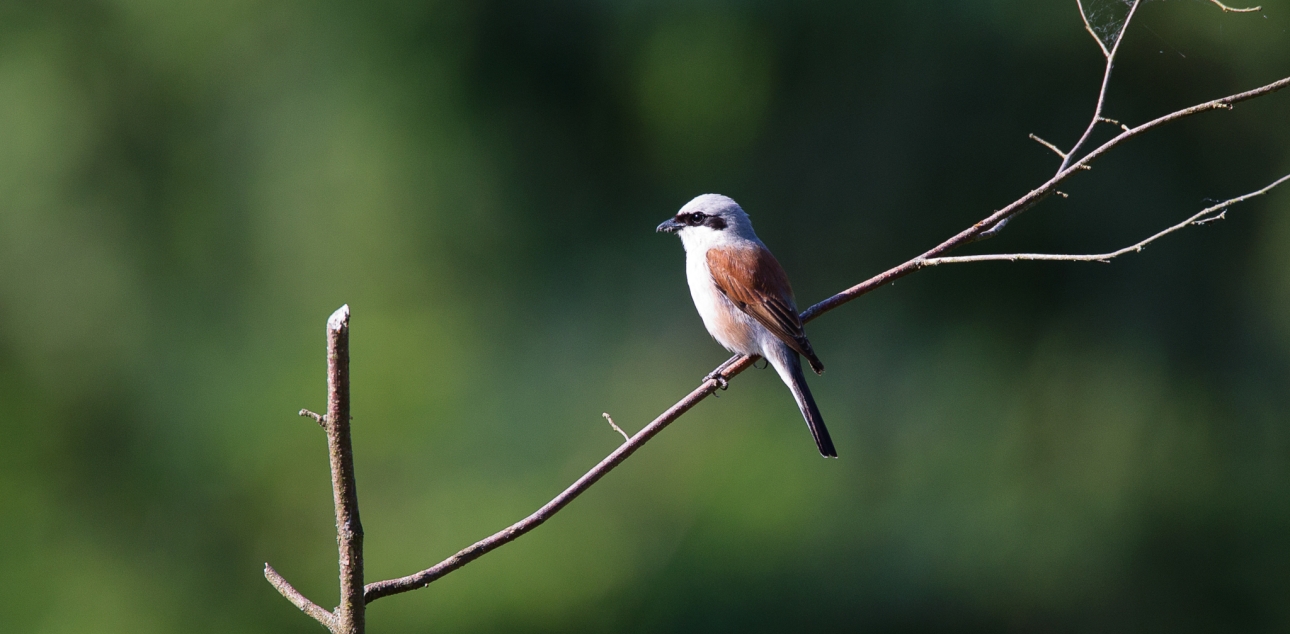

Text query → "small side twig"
[1029,133,1068,159]
[265,564,336,630]
[1208,0,1261,12]
[1099,116,1130,132]
[603,413,631,443]
[300,408,326,428]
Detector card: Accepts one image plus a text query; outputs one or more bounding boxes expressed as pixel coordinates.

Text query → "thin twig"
[602,413,630,443]
[1029,133,1068,159]
[920,173,1290,266]
[324,305,365,634]
[359,74,1290,604]
[1209,0,1261,12]
[1077,0,1112,58]
[264,564,336,631]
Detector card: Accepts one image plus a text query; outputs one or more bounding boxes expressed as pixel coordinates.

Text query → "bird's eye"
[689,212,706,225]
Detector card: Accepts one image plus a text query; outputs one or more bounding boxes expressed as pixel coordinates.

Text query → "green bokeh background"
[2,0,1289,631]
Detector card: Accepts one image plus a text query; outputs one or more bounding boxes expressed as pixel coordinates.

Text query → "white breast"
[684,245,763,356]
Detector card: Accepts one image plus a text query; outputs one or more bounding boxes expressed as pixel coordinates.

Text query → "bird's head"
[656,194,755,249]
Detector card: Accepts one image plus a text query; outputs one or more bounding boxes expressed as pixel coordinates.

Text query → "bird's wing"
[707,245,825,373]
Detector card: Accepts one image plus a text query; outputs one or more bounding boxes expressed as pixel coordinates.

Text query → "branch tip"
[1099,116,1130,132]
[327,304,350,333]
[1076,0,1111,58]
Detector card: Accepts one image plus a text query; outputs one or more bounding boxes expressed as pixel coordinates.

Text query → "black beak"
[656,218,683,233]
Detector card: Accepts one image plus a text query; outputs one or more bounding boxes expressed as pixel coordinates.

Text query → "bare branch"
[362,357,751,603]
[920,173,1290,266]
[1029,134,1067,159]
[265,563,336,631]
[324,305,365,634]
[1209,0,1261,12]
[603,413,630,443]
[1076,0,1111,58]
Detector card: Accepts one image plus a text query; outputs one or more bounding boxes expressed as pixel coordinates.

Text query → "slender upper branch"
[1076,0,1111,58]
[1060,0,1142,174]
[360,74,1290,604]
[921,173,1290,266]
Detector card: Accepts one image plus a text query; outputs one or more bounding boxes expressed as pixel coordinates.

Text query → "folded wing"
[707,245,825,374]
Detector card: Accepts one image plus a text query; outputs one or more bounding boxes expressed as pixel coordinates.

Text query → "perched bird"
[657,194,836,458]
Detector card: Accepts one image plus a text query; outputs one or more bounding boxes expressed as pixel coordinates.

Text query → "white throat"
[678,224,753,256]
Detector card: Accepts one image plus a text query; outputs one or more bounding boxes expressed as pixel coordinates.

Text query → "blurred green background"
[2,0,1289,631]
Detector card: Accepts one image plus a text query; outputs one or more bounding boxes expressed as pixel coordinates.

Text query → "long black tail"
[784,354,837,458]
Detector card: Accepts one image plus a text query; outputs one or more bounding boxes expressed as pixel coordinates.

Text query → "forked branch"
[801,75,1289,321]
[1062,0,1141,173]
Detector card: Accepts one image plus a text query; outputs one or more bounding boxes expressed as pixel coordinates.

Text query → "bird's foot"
[703,370,730,391]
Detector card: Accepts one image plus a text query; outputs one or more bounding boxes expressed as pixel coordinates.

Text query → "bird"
[657,194,836,458]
